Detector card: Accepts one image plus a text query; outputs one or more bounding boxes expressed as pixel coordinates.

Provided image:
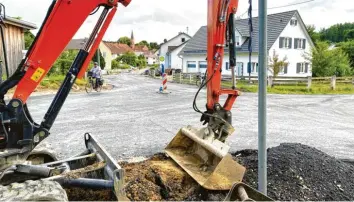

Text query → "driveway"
[26,73,354,160]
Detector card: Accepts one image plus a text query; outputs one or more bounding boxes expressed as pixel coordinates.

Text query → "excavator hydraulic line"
[166,0,246,191]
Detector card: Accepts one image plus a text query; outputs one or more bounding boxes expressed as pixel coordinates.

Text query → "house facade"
[158,32,191,70]
[179,10,314,77]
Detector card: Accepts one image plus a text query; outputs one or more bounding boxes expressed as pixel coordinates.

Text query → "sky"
[1,0,353,44]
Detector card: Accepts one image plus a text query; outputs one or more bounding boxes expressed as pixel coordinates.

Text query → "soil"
[121,153,199,201]
[63,143,354,201]
[65,188,116,201]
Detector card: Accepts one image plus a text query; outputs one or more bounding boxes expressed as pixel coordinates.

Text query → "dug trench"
[64,143,354,201]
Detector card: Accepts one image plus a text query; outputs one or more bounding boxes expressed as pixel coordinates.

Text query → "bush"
[112,60,120,69]
[118,64,131,69]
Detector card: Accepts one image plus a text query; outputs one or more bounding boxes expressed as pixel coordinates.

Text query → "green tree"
[337,40,354,68]
[149,42,159,50]
[24,30,35,49]
[344,29,354,41]
[117,51,137,66]
[118,36,131,46]
[306,25,321,44]
[92,49,106,69]
[14,17,35,49]
[136,54,147,68]
[320,23,354,43]
[268,50,288,82]
[304,41,352,77]
[50,50,78,75]
[137,40,149,48]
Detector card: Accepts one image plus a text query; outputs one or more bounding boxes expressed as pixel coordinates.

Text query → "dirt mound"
[122,153,199,201]
[64,143,354,201]
[234,143,354,201]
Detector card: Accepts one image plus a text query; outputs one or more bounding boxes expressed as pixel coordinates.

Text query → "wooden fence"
[149,71,354,90]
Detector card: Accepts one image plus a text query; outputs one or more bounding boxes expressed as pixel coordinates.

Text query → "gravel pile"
[234,143,354,201]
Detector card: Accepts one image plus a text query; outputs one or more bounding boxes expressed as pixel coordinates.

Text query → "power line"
[237,0,316,18]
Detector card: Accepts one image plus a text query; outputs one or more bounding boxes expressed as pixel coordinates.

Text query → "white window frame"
[290,19,298,26]
[282,37,292,49]
[251,62,258,73]
[295,38,306,49]
[297,62,310,74]
[187,61,196,68]
[279,63,288,75]
[199,61,207,69]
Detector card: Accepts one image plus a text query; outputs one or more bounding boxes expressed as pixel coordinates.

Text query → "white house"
[179,10,315,77]
[158,32,192,70]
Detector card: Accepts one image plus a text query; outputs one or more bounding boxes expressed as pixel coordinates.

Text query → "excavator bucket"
[165,126,246,190]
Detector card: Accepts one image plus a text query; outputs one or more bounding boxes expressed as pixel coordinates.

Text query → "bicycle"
[85,72,103,93]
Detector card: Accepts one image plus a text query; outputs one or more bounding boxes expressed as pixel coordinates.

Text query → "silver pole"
[258,0,267,195]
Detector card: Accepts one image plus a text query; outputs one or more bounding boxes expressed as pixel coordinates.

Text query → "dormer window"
[290,19,297,26]
[181,38,186,42]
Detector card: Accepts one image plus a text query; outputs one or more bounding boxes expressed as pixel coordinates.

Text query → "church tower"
[131,30,135,50]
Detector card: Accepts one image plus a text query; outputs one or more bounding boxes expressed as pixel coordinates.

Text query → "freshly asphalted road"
[26,73,354,160]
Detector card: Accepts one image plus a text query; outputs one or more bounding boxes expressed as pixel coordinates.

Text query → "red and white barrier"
[162,73,167,91]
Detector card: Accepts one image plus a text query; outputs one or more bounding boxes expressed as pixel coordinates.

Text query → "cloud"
[0,0,352,43]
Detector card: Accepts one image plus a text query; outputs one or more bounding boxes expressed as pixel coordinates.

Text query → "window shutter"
[296,63,301,73]
[279,37,284,48]
[247,62,251,73]
[284,65,288,74]
[289,38,292,48]
[295,20,298,26]
[290,20,293,25]
[303,39,306,49]
[226,62,229,70]
[305,63,309,73]
[294,38,298,49]
[256,63,259,72]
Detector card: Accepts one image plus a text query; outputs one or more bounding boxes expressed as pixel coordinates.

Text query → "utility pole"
[258,0,268,195]
[96,48,100,67]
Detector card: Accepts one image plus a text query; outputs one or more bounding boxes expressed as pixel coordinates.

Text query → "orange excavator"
[0,0,271,201]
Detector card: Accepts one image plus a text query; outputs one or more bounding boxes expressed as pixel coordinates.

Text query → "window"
[181,38,186,42]
[296,63,310,73]
[102,52,106,58]
[279,63,289,74]
[290,19,298,26]
[294,38,306,49]
[187,61,196,68]
[199,61,207,69]
[236,62,244,76]
[279,37,292,49]
[226,62,230,70]
[247,62,258,73]
[236,36,241,46]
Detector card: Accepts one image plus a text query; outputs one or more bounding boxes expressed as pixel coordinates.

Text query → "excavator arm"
[199,0,240,142]
[0,0,131,160]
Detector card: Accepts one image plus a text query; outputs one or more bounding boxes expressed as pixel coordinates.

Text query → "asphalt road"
[26,73,354,160]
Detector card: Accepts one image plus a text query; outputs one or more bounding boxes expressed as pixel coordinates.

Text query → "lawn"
[38,74,86,90]
[222,81,354,95]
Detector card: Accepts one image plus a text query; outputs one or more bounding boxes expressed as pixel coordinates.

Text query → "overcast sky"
[1,0,353,44]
